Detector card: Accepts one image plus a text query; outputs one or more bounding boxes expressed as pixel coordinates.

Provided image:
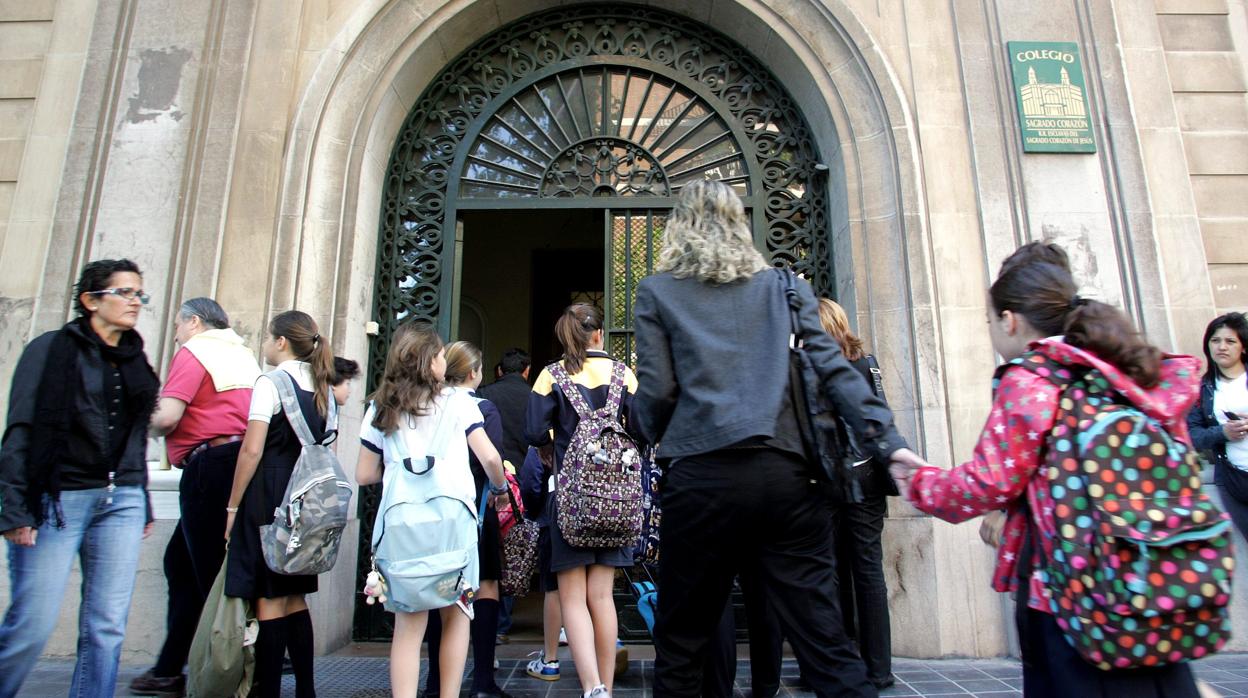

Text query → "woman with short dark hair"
[0,258,159,698]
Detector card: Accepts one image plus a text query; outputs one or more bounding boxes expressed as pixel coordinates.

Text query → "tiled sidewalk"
[18,653,1248,697]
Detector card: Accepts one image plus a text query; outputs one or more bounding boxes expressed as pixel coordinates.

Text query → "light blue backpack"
[370,399,480,614]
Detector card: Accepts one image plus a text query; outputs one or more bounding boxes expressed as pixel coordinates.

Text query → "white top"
[359,388,484,505]
[1214,372,1248,470]
[248,360,315,423]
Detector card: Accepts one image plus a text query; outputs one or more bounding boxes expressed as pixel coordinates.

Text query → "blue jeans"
[0,486,146,698]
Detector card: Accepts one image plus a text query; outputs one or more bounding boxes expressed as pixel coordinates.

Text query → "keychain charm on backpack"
[363,559,388,606]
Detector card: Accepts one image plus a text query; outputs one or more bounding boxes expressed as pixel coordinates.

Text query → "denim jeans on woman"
[0,485,146,698]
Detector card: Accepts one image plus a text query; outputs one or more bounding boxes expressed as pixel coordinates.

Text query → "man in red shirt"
[130,298,259,696]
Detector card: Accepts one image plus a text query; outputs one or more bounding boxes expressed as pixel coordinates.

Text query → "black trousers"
[833,494,891,683]
[738,567,782,698]
[702,601,738,698]
[152,441,240,676]
[653,449,874,698]
[1017,605,1198,697]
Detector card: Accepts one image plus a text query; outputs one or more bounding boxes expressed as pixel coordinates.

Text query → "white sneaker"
[525,651,560,681]
[558,627,568,646]
[584,684,609,698]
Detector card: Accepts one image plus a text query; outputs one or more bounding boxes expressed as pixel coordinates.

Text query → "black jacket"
[478,373,531,468]
[0,324,151,530]
[1188,377,1231,479]
[632,269,905,461]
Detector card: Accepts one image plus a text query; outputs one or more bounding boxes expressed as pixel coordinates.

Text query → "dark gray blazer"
[632,268,906,462]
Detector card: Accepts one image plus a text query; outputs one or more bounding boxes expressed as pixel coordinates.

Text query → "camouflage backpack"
[550,361,643,548]
[259,370,353,576]
[1016,352,1234,670]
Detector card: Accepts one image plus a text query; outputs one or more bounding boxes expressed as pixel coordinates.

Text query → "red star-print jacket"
[908,338,1201,612]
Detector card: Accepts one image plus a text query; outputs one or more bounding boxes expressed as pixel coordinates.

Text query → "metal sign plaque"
[1008,41,1097,153]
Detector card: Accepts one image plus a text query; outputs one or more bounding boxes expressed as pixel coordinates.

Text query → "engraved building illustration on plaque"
[1019,66,1086,118]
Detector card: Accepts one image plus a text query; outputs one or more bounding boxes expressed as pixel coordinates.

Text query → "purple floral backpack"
[549,361,643,548]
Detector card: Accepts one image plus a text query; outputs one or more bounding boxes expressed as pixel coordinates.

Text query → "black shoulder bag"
[777,269,862,505]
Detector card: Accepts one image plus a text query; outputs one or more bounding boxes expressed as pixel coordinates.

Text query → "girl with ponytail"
[525,303,640,698]
[891,247,1202,695]
[224,310,335,698]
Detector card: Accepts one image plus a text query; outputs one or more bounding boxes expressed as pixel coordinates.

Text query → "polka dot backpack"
[1017,353,1234,670]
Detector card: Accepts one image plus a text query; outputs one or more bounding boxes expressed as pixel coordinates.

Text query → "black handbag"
[777,269,862,505]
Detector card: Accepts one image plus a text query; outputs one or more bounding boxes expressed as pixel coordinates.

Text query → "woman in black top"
[0,259,159,698]
[226,310,335,698]
[818,298,897,689]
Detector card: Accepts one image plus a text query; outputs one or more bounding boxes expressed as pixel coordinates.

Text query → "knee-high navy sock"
[470,598,501,694]
[286,609,317,698]
[424,610,443,694]
[254,617,289,698]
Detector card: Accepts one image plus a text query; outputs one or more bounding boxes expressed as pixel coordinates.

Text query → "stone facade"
[0,0,1245,663]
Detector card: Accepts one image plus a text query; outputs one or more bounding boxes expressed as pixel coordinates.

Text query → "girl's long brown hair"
[554,303,603,375]
[817,298,865,361]
[990,257,1162,387]
[369,321,444,433]
[269,310,334,416]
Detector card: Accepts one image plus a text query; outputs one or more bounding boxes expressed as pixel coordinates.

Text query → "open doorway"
[457,208,605,372]
[456,208,605,642]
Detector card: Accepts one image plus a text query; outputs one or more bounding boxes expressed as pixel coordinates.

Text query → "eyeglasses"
[87,287,151,305]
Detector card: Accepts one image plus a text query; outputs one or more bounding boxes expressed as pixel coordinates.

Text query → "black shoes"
[128,669,185,697]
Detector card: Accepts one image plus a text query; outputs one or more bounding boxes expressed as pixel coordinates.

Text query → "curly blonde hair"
[656,180,768,284]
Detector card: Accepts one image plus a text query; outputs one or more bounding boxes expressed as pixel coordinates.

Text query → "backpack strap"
[477,487,490,534]
[382,395,455,476]
[548,362,594,422]
[865,354,887,402]
[776,268,806,346]
[267,372,336,447]
[596,361,628,422]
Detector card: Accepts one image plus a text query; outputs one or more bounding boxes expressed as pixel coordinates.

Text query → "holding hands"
[887,447,930,498]
[979,510,1006,547]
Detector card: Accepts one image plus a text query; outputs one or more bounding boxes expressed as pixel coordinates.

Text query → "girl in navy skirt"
[225,310,336,698]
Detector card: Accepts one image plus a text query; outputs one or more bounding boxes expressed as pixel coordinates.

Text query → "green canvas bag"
[187,559,257,698]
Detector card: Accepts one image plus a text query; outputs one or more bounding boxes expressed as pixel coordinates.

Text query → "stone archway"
[272,0,955,655]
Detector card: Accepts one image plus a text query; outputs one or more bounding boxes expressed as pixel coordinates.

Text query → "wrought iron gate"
[605,210,665,365]
[360,3,831,641]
